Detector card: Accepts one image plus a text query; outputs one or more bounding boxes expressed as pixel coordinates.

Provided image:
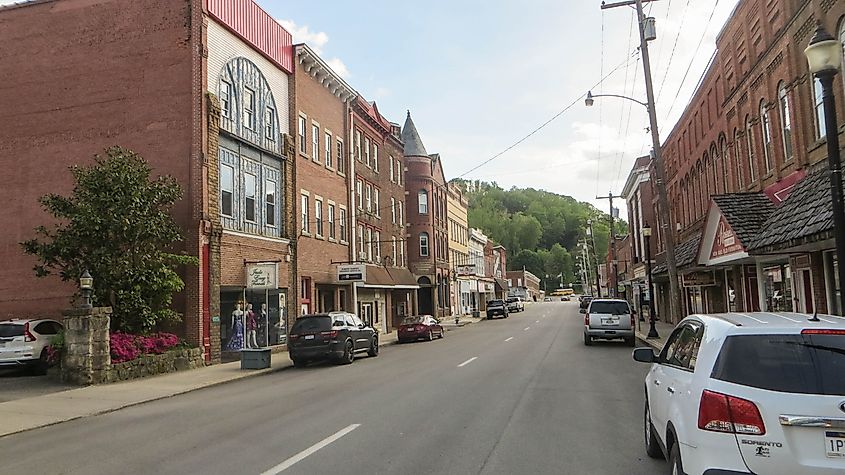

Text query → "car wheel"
[428,330,434,341]
[292,358,306,368]
[583,333,593,346]
[339,340,354,365]
[440,329,445,338]
[32,349,49,376]
[367,337,379,357]
[644,402,664,459]
[487,316,492,320]
[669,440,684,475]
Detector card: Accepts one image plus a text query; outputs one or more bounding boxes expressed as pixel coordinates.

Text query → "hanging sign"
[456,264,476,276]
[683,271,717,287]
[246,263,278,289]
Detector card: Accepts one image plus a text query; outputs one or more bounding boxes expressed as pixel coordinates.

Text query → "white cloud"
[279,19,349,79]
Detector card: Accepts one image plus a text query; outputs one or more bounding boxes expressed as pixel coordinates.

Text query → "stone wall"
[62,307,111,385]
[109,347,204,383]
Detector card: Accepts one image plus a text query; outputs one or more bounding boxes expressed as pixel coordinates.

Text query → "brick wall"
[0,0,196,319]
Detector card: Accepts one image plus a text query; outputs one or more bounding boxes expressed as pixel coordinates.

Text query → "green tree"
[21,147,197,334]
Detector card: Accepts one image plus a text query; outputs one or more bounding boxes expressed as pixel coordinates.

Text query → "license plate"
[304,335,315,340]
[601,318,618,326]
[826,431,845,457]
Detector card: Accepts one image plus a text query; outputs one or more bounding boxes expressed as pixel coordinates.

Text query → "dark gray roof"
[401,111,428,156]
[712,193,776,246]
[748,169,835,252]
[653,234,701,274]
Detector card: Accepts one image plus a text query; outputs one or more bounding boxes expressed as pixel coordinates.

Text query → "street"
[0,302,663,474]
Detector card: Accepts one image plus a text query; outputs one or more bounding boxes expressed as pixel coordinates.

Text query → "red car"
[398,315,444,343]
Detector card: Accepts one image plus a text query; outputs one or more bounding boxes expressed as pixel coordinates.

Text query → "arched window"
[418,189,429,215]
[420,232,430,257]
[778,82,794,161]
[760,100,773,173]
[734,129,744,189]
[745,116,757,182]
[719,136,729,193]
[217,57,280,153]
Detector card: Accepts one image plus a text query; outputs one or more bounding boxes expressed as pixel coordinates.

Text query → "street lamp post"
[642,225,659,338]
[805,22,845,316]
[586,220,602,298]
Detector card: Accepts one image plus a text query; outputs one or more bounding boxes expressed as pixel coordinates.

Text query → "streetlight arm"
[586,91,649,108]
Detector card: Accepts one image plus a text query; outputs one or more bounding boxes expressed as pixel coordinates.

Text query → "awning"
[697,193,775,266]
[357,266,419,289]
[494,278,509,292]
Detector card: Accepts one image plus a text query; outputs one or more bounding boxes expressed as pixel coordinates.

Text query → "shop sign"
[456,264,476,276]
[479,282,494,292]
[246,263,277,289]
[710,215,743,259]
[337,264,366,282]
[683,271,716,287]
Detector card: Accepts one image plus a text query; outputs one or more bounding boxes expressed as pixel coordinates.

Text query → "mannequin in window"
[259,302,268,347]
[225,303,244,351]
[245,303,258,349]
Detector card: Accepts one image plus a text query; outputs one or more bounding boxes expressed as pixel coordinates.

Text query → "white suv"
[0,319,63,374]
[633,312,845,475]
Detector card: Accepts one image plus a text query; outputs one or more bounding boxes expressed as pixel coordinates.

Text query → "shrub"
[46,331,65,365]
[110,332,180,363]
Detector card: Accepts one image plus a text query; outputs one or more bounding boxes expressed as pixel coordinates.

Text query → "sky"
[270,0,741,219]
[0,0,741,219]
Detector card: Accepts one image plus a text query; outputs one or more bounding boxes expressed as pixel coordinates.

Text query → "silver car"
[581,299,635,346]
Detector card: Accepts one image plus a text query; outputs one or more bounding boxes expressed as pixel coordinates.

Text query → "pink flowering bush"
[110,332,180,363]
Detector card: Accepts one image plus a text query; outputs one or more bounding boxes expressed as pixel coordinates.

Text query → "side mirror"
[579,308,586,314]
[358,323,365,329]
[632,347,656,363]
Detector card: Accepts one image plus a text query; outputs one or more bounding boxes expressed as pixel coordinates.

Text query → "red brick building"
[403,113,451,318]
[0,0,300,363]
[290,44,355,316]
[351,99,417,332]
[621,156,659,317]
[648,0,845,319]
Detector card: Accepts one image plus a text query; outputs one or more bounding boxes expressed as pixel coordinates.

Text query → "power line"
[613,11,639,189]
[458,52,639,179]
[655,0,690,103]
[663,0,722,122]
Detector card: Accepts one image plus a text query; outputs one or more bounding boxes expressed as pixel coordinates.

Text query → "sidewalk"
[440,314,485,328]
[634,319,676,351]
[0,331,401,439]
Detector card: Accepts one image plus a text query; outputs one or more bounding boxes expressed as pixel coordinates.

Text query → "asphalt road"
[0,302,665,474]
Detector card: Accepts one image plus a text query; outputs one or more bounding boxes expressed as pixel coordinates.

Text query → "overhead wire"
[655,0,689,102]
[456,51,639,179]
[613,10,638,191]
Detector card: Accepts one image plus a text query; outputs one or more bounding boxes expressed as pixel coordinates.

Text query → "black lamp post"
[79,269,94,310]
[805,22,845,316]
[642,225,659,338]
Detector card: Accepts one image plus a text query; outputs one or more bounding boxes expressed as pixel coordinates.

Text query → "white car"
[632,312,845,475]
[0,318,63,374]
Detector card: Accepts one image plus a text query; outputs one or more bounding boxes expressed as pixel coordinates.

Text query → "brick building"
[646,0,845,320]
[0,0,300,363]
[621,156,659,318]
[290,44,355,317]
[402,112,451,318]
[506,270,540,302]
[350,99,417,332]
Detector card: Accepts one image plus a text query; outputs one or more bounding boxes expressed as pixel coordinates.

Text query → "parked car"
[288,312,378,367]
[0,318,63,375]
[581,299,635,346]
[633,312,845,475]
[398,315,444,343]
[560,296,570,301]
[486,299,509,319]
[543,297,553,302]
[579,296,593,309]
[506,297,525,313]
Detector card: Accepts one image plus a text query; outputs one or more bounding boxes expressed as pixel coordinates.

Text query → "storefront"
[351,265,418,334]
[220,262,288,361]
[477,278,495,311]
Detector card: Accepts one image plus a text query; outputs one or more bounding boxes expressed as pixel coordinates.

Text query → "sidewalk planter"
[240,348,271,369]
[109,347,205,383]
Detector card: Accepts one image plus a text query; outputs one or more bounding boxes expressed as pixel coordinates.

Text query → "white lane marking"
[261,424,361,474]
[535,320,539,323]
[524,327,530,331]
[818,317,837,323]
[505,337,514,342]
[458,357,478,367]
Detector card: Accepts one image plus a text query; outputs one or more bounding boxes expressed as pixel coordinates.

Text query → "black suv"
[486,299,509,319]
[288,312,378,367]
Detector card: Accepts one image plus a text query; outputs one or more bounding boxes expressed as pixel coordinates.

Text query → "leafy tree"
[21,147,197,334]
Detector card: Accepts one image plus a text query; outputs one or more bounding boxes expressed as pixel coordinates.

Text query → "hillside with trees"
[452,179,626,291]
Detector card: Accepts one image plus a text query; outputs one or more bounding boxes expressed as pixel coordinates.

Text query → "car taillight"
[802,329,845,335]
[320,330,339,338]
[584,313,590,325]
[698,390,765,435]
[630,313,635,326]
[289,334,300,340]
[24,322,36,342]
[416,325,424,331]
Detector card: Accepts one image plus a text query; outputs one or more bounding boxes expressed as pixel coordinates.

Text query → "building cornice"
[295,44,357,103]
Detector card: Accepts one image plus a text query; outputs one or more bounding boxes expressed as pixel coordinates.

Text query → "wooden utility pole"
[601,0,683,323]
[597,192,623,298]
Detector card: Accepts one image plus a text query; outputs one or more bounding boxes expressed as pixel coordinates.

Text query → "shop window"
[220,289,287,355]
[300,277,312,314]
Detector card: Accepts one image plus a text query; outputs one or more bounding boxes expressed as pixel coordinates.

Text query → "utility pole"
[586,221,603,298]
[597,192,622,298]
[601,0,682,323]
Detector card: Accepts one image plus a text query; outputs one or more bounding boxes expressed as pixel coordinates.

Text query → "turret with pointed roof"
[401,111,428,157]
